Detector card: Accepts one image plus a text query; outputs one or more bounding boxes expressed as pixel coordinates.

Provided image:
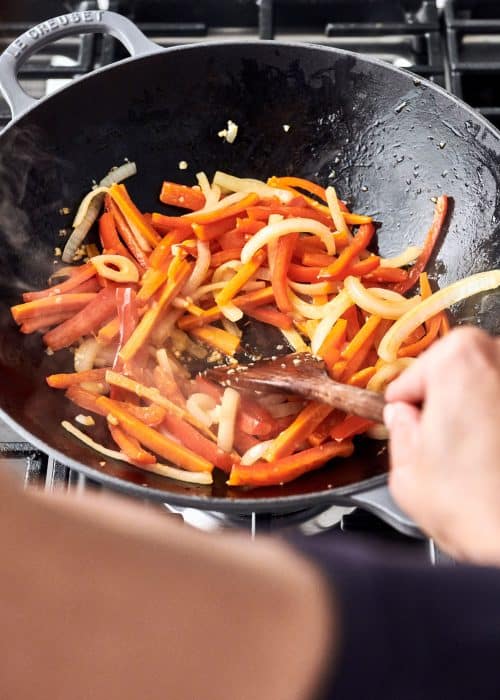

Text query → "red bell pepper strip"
[272,232,298,313]
[330,415,374,441]
[227,440,354,487]
[162,413,236,473]
[159,182,206,210]
[320,223,375,278]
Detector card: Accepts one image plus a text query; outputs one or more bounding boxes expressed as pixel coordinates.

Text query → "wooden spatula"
[206,353,385,423]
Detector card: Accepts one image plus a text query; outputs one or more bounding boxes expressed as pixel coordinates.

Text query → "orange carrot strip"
[308,410,344,447]
[136,268,167,303]
[210,248,243,267]
[109,424,157,465]
[265,401,334,461]
[397,316,441,357]
[119,260,192,362]
[192,216,237,242]
[318,318,348,371]
[245,307,293,330]
[109,183,160,247]
[188,325,240,356]
[42,288,116,351]
[97,317,120,345]
[11,293,98,324]
[159,182,206,210]
[215,250,266,306]
[347,366,377,388]
[341,315,382,361]
[392,195,448,293]
[320,223,375,278]
[272,232,298,313]
[162,413,236,473]
[177,286,275,331]
[269,176,328,202]
[22,263,96,302]
[20,311,74,334]
[330,416,374,441]
[228,440,354,487]
[47,368,108,389]
[96,396,213,473]
[148,229,187,269]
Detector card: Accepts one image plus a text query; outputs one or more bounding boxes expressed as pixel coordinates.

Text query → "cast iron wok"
[0,11,499,534]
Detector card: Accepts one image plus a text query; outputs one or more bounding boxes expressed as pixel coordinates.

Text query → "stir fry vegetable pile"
[10,167,500,487]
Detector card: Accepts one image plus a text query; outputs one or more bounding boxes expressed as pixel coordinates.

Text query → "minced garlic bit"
[218,120,239,144]
[99,461,106,466]
[59,207,71,215]
[282,124,291,132]
[107,413,119,426]
[178,160,189,170]
[75,414,95,427]
[54,246,62,256]
[45,347,54,356]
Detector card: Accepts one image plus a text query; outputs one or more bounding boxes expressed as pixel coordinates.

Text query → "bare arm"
[0,471,333,700]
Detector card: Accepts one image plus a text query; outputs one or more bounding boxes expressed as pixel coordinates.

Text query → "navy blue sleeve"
[291,534,500,700]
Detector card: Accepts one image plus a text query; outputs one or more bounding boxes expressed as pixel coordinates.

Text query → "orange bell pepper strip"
[302,252,333,267]
[272,232,298,313]
[265,401,334,461]
[269,176,328,202]
[320,222,375,278]
[214,249,266,307]
[22,263,97,302]
[440,311,451,336]
[245,306,293,330]
[159,182,206,210]
[162,413,236,473]
[109,424,157,465]
[177,286,275,331]
[334,316,382,382]
[364,266,408,284]
[109,183,161,248]
[153,365,186,407]
[106,196,150,269]
[330,415,374,441]
[228,440,354,487]
[96,396,213,473]
[188,325,240,356]
[397,272,440,357]
[192,216,237,242]
[347,366,377,388]
[148,229,187,269]
[11,292,98,324]
[20,310,74,334]
[341,315,382,361]
[119,259,192,362]
[47,368,108,389]
[392,195,448,293]
[318,318,348,371]
[42,288,117,351]
[210,248,244,267]
[247,205,332,228]
[288,263,321,282]
[343,306,361,341]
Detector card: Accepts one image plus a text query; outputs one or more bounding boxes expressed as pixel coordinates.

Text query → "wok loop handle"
[346,482,423,539]
[0,10,161,120]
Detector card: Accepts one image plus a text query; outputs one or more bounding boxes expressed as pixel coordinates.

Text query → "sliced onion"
[240,439,275,466]
[325,185,351,238]
[366,359,414,393]
[186,393,218,427]
[310,290,352,355]
[74,337,100,372]
[267,400,303,418]
[379,246,422,268]
[281,327,310,352]
[214,171,293,204]
[344,276,421,320]
[183,241,211,296]
[378,270,500,362]
[212,259,243,283]
[241,217,335,263]
[196,171,212,199]
[93,344,117,368]
[184,191,247,219]
[220,303,244,322]
[221,317,243,338]
[98,161,137,189]
[217,387,240,453]
[288,279,340,297]
[72,186,109,228]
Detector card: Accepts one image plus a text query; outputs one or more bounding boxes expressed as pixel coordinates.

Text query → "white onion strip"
[74,337,100,373]
[241,217,335,263]
[281,328,310,352]
[288,279,340,296]
[380,246,422,268]
[61,421,213,485]
[186,393,218,427]
[98,161,137,189]
[217,387,240,453]
[72,187,109,228]
[325,186,351,238]
[183,241,211,296]
[240,439,275,466]
[344,276,421,320]
[310,290,352,355]
[214,171,293,204]
[366,359,414,393]
[378,270,500,362]
[91,254,139,283]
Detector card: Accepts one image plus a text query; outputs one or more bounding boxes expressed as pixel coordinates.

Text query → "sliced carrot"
[210,248,243,267]
[440,311,451,335]
[347,366,377,388]
[265,401,334,461]
[335,316,381,382]
[43,288,117,352]
[162,413,236,473]
[96,396,213,473]
[247,205,332,228]
[148,229,187,269]
[136,268,167,303]
[318,318,347,371]
[20,310,74,334]
[268,176,327,202]
[47,368,108,389]
[228,440,354,487]
[308,410,344,447]
[214,250,266,306]
[22,263,96,302]
[177,286,276,331]
[188,325,240,356]
[272,232,298,313]
[11,292,97,323]
[97,317,120,345]
[160,182,206,210]
[109,183,160,248]
[330,415,374,441]
[245,306,293,330]
[192,216,237,242]
[341,315,382,361]
[109,424,157,465]
[320,222,375,278]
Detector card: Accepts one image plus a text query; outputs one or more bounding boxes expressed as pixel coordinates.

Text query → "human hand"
[384,327,500,564]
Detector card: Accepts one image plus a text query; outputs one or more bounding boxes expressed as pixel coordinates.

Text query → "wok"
[0,10,499,535]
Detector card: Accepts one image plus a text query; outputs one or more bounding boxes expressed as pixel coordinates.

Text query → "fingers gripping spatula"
[206,353,386,423]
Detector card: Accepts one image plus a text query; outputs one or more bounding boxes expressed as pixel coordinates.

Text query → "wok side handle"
[0,10,161,120]
[345,483,424,539]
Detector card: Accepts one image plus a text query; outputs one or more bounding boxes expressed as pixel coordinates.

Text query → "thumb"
[384,401,422,515]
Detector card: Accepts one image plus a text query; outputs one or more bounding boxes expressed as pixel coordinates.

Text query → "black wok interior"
[0,42,499,511]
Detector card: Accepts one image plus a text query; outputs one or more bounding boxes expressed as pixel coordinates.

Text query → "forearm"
[0,473,332,700]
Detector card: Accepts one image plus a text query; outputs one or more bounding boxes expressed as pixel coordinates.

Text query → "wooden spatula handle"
[312,378,386,423]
